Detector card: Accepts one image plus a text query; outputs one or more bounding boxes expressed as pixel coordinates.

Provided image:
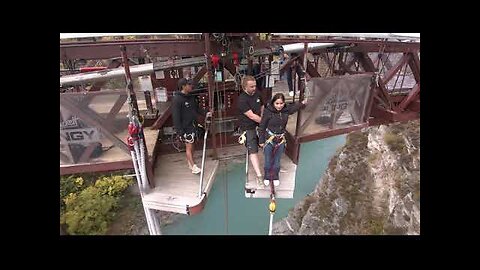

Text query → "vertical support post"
[120,45,161,235]
[204,33,218,159]
[295,43,308,137]
[137,57,155,114]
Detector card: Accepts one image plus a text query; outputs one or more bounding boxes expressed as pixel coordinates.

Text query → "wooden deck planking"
[64,128,159,165]
[245,146,297,199]
[143,149,219,213]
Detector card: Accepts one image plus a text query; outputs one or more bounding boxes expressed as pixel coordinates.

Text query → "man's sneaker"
[264,180,270,186]
[191,164,201,174]
[256,175,264,187]
[273,180,280,186]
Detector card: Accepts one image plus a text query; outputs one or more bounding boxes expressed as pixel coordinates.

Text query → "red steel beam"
[297,123,369,143]
[60,160,133,175]
[397,83,420,112]
[382,53,410,84]
[409,52,421,84]
[150,103,172,129]
[407,100,420,112]
[356,52,392,109]
[60,41,224,61]
[390,93,411,102]
[370,105,419,123]
[60,38,199,47]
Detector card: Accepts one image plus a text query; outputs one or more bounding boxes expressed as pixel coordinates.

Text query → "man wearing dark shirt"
[237,75,264,186]
[172,78,212,174]
[282,53,306,97]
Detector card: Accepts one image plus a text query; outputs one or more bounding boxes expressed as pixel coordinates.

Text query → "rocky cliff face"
[273,120,420,235]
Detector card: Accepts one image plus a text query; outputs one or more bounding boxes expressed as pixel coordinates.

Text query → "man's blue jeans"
[263,141,285,180]
[286,65,305,93]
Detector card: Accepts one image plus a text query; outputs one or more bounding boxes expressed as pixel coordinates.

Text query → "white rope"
[131,144,160,235]
[245,148,249,186]
[268,212,274,235]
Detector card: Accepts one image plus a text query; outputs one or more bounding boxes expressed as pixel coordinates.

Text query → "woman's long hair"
[270,93,286,106]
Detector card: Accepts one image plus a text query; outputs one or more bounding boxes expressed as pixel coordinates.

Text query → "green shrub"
[94,175,132,197]
[60,176,86,212]
[61,186,118,235]
[60,175,133,235]
[384,132,404,152]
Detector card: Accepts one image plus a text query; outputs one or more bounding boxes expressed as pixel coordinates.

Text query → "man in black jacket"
[172,78,212,174]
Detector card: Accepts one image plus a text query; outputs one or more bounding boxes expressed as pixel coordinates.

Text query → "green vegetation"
[60,173,133,235]
[384,131,405,152]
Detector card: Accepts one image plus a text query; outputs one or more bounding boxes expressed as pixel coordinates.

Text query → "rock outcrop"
[273,120,420,235]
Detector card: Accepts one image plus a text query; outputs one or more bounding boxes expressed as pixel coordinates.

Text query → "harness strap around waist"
[265,129,286,145]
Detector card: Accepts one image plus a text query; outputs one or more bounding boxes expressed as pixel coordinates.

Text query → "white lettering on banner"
[60,128,101,144]
[60,116,80,129]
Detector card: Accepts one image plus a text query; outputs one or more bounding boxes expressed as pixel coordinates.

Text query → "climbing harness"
[264,129,286,146]
[238,130,247,145]
[181,132,195,144]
